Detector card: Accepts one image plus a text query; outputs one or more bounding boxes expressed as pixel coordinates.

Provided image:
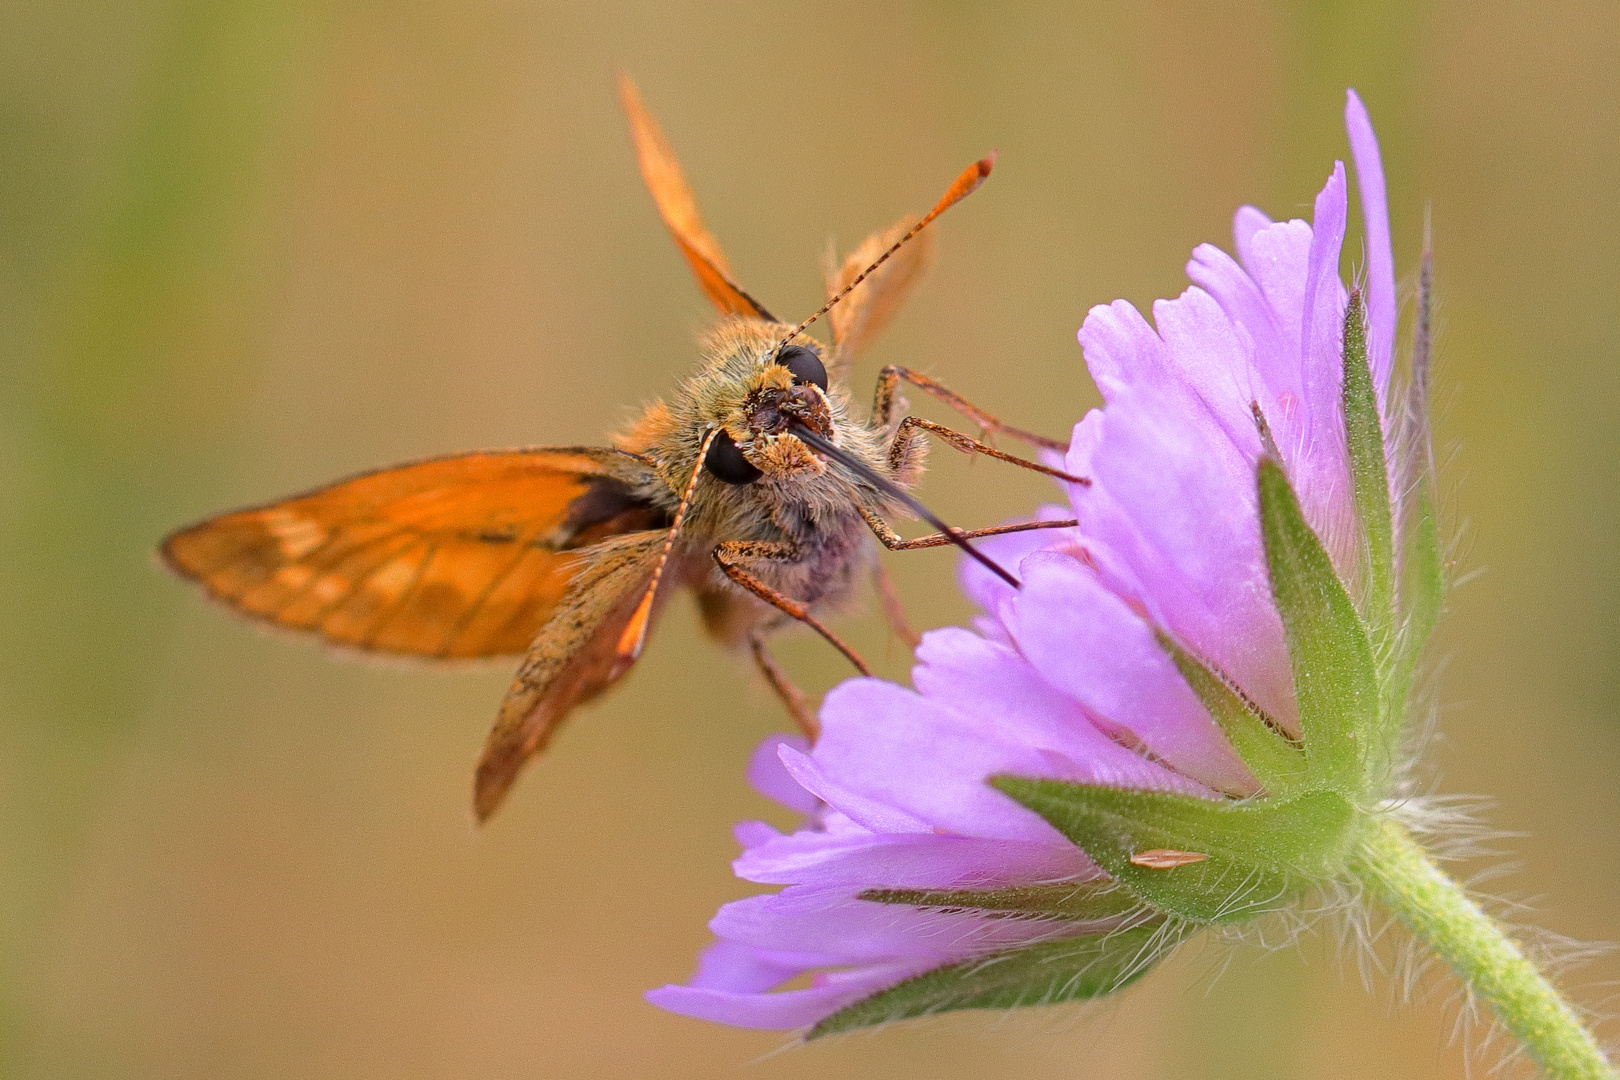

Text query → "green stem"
[1353,816,1615,1080]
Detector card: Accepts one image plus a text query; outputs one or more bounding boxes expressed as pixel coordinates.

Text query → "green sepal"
[1156,632,1307,795]
[1391,479,1444,717]
[1385,242,1444,746]
[1258,457,1380,793]
[991,778,1358,923]
[859,880,1143,923]
[808,924,1182,1038]
[1341,290,1396,652]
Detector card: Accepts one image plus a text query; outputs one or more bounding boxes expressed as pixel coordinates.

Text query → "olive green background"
[2,2,1615,1077]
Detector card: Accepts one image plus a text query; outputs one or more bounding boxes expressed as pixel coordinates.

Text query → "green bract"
[990,781,1358,924]
[810,925,1185,1038]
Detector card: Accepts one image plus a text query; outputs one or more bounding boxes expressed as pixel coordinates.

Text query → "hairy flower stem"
[1353,817,1615,1080]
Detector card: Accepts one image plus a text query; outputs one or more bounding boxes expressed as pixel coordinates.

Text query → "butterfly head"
[688,321,845,487]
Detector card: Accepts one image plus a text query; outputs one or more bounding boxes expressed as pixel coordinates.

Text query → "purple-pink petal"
[776,746,934,835]
[910,626,1211,796]
[1065,385,1298,731]
[1231,204,1273,269]
[735,829,1096,889]
[1295,162,1357,577]
[1006,553,1254,794]
[648,959,938,1031]
[1234,215,1314,355]
[710,886,1060,961]
[1184,242,1303,423]
[1151,286,1273,455]
[746,734,818,815]
[957,503,1079,618]
[1075,297,1169,406]
[807,680,1086,844]
[689,940,840,993]
[1345,88,1396,402]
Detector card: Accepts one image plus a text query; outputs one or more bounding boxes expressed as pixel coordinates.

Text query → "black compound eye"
[775,344,827,392]
[704,429,762,485]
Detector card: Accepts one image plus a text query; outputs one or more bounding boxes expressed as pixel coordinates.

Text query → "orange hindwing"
[825,214,935,373]
[474,529,671,820]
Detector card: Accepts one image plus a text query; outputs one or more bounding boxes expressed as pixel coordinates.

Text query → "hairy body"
[625,319,919,646]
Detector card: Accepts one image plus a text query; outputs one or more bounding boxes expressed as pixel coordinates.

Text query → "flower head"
[651,91,1439,1036]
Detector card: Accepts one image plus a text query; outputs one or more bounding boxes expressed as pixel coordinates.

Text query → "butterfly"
[161,76,1084,822]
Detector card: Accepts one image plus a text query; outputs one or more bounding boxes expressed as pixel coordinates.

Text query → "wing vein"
[361,538,444,650]
[310,534,429,631]
[267,524,417,621]
[435,529,548,658]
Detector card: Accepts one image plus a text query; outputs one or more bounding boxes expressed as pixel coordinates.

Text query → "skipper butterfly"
[162,76,1083,821]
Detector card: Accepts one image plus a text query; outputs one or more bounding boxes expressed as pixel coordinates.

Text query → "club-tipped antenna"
[773,154,996,354]
[789,421,1020,589]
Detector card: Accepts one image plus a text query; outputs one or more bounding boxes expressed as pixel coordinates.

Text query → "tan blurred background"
[2,1,1616,1077]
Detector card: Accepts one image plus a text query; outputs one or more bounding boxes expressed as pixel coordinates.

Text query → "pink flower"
[650,90,1401,1034]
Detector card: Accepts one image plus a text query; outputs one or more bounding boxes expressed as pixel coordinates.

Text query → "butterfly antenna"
[616,429,719,659]
[773,154,996,353]
[788,421,1020,589]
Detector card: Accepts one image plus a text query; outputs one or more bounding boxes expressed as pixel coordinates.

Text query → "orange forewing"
[160,447,663,659]
[617,73,775,321]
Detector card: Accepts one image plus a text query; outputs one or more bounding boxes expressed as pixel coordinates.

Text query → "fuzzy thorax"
[617,317,910,520]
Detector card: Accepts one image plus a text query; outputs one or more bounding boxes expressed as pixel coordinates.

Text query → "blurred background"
[2,1,1616,1077]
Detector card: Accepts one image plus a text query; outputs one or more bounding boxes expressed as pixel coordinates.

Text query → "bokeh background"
[3,1,1616,1077]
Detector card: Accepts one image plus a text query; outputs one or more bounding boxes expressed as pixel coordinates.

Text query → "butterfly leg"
[871,560,920,649]
[748,631,820,741]
[713,540,872,676]
[887,415,1087,484]
[872,365,1071,452]
[860,506,1078,552]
